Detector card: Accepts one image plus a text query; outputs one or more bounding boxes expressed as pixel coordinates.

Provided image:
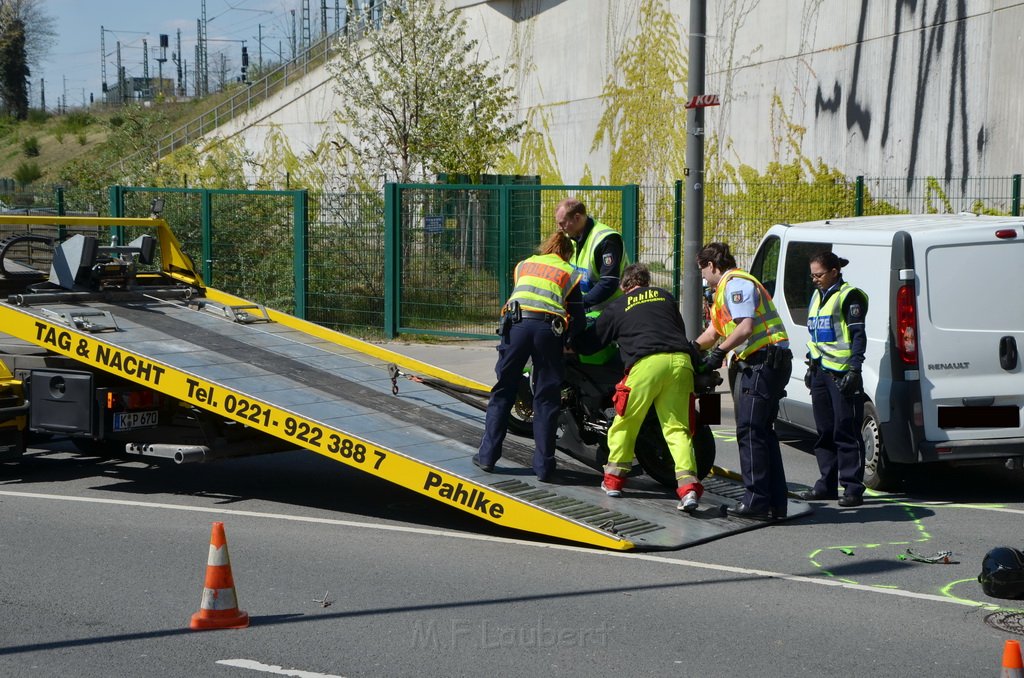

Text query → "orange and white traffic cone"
[189,521,249,630]
[1002,639,1024,677]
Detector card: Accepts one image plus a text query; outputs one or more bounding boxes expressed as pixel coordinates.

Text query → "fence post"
[498,185,511,303]
[55,186,66,241]
[673,179,683,300]
[201,190,213,285]
[1012,174,1021,217]
[384,183,400,339]
[107,185,125,245]
[621,184,640,262]
[108,185,124,217]
[855,175,865,216]
[292,189,309,319]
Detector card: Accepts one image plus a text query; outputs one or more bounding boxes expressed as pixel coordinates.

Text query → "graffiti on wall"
[814,0,981,190]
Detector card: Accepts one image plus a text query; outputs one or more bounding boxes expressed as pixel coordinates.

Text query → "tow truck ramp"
[0,216,808,551]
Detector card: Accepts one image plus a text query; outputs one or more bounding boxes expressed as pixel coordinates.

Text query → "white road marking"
[216,658,344,677]
[0,489,1004,610]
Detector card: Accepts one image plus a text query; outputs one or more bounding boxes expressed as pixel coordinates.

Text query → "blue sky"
[38,0,325,110]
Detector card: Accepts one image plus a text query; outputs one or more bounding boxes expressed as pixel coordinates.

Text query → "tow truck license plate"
[114,411,158,431]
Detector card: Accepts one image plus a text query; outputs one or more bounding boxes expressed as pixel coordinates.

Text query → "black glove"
[803,360,816,389]
[837,369,863,396]
[703,347,726,371]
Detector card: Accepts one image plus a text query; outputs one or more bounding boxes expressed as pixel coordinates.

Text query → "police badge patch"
[731,291,743,303]
[603,253,614,267]
[850,304,862,318]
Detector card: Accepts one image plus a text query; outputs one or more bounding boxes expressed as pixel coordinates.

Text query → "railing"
[121,3,396,170]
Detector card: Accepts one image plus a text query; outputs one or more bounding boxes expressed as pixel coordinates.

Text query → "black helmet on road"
[979,547,1024,599]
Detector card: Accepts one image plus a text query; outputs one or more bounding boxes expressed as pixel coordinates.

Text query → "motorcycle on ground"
[508,353,721,488]
[391,352,721,489]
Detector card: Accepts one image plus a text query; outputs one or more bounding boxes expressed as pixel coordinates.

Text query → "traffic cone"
[190,522,249,630]
[1002,639,1024,677]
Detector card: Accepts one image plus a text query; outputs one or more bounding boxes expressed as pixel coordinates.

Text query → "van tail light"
[896,283,918,365]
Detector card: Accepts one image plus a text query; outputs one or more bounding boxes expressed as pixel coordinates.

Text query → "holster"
[768,345,792,370]
[496,300,522,335]
[496,313,512,336]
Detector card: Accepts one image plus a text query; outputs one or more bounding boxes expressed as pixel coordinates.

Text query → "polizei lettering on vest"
[94,344,166,385]
[423,472,505,519]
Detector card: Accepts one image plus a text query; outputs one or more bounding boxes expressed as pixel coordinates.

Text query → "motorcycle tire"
[506,374,535,437]
[635,414,717,489]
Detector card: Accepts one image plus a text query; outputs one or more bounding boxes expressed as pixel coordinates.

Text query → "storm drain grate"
[487,479,664,538]
[985,611,1024,635]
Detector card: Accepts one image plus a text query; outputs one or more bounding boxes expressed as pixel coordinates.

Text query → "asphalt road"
[2,341,1023,677]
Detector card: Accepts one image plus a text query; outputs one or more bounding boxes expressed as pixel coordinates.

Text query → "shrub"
[63,110,94,131]
[26,109,49,124]
[109,115,124,128]
[21,136,40,157]
[13,161,43,185]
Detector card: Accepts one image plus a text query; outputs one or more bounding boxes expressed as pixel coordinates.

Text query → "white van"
[744,214,1024,490]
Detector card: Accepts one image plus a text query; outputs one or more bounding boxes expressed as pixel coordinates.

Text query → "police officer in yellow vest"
[473,231,585,482]
[800,251,869,507]
[695,242,792,520]
[555,198,627,312]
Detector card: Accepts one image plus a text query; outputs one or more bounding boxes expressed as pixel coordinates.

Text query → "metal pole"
[682,0,706,337]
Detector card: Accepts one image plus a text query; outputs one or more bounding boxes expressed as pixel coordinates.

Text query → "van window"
[927,240,1024,331]
[784,242,832,327]
[750,235,780,298]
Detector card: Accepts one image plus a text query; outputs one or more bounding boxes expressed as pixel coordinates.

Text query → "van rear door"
[915,223,1024,450]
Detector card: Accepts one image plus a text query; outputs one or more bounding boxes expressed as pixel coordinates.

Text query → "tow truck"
[0,212,808,550]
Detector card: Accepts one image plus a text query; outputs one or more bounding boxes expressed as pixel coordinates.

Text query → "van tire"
[862,401,900,491]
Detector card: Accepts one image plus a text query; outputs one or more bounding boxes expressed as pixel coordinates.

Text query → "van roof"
[776,213,1023,234]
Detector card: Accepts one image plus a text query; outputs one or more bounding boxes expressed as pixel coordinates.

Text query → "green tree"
[0,15,28,119]
[325,0,524,184]
[0,0,55,117]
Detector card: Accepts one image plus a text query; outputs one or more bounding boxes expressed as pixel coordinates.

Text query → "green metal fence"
[385,183,640,339]
[637,174,1023,297]
[0,186,110,274]
[305,190,387,335]
[110,186,307,316]
[40,174,1017,342]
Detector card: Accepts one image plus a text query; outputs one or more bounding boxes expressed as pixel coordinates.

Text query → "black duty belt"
[520,310,566,336]
[519,310,560,321]
[741,345,792,366]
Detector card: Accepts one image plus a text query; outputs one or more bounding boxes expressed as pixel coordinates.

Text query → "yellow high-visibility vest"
[508,253,582,319]
[807,281,867,371]
[710,269,788,359]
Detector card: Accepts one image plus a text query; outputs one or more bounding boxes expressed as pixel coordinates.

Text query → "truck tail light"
[896,283,918,365]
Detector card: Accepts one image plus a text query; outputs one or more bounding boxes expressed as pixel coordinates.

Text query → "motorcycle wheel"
[634,413,717,489]
[506,374,535,437]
